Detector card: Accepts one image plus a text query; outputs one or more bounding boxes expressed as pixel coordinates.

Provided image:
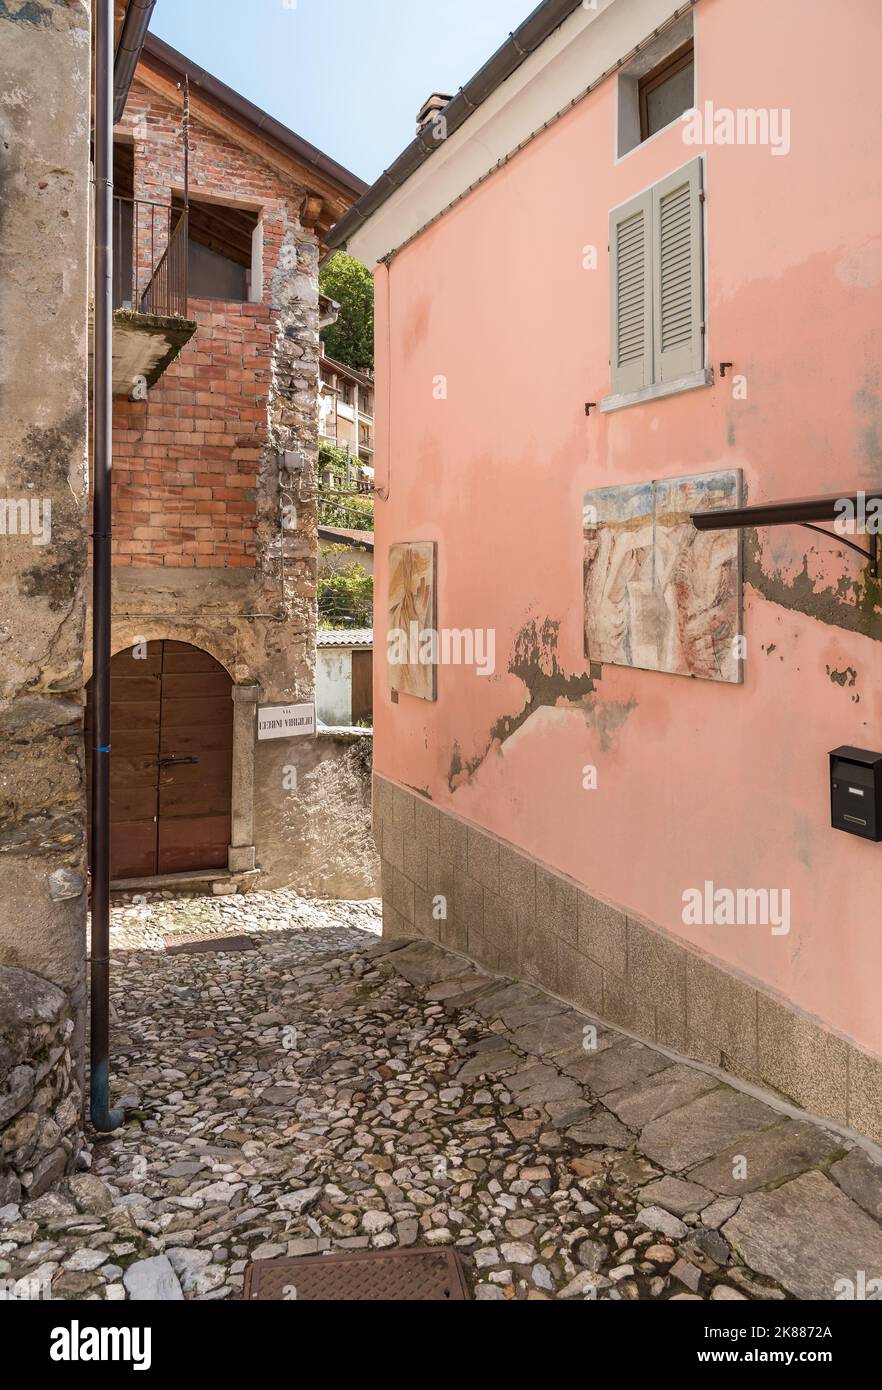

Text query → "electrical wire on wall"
[373,261,392,502]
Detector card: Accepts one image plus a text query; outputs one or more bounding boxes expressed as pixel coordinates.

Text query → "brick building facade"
[94,36,379,896]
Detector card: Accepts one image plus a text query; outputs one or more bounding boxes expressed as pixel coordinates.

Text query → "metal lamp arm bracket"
[800,524,879,579]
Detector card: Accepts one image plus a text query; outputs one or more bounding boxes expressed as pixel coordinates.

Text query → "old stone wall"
[0,0,90,1158]
[0,968,80,1204]
[255,730,379,897]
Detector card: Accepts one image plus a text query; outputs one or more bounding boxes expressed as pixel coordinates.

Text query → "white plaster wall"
[316,648,353,726]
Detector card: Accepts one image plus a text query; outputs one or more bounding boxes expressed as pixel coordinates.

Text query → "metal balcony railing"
[112,196,189,319]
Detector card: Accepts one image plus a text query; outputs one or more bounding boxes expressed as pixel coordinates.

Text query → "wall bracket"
[800,524,878,579]
[692,490,882,581]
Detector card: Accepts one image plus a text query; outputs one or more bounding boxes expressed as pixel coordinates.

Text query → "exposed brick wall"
[113,300,269,567]
[112,76,314,569]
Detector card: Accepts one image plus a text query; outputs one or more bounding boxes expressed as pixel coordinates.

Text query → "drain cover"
[164,932,256,955]
[244,1249,469,1301]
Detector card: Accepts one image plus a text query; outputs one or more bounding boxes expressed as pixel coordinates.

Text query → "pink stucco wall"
[373,0,882,1054]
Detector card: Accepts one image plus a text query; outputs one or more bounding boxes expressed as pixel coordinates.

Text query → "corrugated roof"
[320,354,375,390]
[317,628,373,648]
[318,527,374,550]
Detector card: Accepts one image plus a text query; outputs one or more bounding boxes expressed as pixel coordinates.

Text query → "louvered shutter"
[652,157,704,383]
[609,189,652,395]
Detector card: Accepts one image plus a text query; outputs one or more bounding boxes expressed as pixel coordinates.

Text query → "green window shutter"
[652,156,704,383]
[609,189,652,395]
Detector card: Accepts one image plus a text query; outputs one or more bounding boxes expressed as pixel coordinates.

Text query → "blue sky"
[150,0,532,185]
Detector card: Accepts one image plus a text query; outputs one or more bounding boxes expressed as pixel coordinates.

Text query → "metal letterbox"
[830,746,882,841]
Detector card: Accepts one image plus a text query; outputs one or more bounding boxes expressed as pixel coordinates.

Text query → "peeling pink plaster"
[372,0,882,1053]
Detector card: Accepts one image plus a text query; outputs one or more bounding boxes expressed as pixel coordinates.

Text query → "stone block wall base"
[228,845,257,874]
[0,967,81,1204]
[373,772,882,1145]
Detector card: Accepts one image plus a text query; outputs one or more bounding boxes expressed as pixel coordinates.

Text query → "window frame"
[637,39,695,144]
[602,156,710,413]
[171,190,264,305]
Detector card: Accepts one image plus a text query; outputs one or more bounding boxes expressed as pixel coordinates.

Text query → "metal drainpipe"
[113,0,157,125]
[91,0,124,1134]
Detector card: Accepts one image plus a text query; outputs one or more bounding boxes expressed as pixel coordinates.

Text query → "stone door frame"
[85,637,260,883]
[228,680,260,873]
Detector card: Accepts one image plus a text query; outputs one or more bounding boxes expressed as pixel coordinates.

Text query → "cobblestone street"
[2,890,882,1302]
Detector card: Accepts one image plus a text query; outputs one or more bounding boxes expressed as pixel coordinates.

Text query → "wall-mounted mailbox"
[830,746,882,841]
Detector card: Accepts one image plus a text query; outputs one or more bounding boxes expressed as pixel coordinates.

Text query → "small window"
[617,15,695,158]
[638,41,695,142]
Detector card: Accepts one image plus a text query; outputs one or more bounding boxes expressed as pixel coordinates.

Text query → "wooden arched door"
[86,640,233,879]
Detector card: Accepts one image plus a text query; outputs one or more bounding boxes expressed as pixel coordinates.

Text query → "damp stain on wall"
[0,1,53,27]
[744,529,882,643]
[448,618,633,790]
[581,694,639,754]
[826,664,857,687]
[854,376,882,485]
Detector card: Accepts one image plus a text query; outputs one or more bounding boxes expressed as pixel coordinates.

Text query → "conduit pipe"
[90,0,124,1134]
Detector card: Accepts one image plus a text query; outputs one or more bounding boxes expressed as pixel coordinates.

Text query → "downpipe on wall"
[91,0,124,1134]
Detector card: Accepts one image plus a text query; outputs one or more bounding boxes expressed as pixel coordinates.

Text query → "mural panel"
[583,470,742,682]
[388,541,437,701]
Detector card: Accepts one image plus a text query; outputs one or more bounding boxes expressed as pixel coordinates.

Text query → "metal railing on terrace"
[112,196,189,320]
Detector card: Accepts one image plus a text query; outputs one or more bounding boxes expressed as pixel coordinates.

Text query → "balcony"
[89,196,198,397]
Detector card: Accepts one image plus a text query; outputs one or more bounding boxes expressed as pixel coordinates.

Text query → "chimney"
[416,93,453,134]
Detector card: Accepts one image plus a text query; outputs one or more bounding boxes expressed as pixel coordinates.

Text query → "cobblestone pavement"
[2,889,882,1302]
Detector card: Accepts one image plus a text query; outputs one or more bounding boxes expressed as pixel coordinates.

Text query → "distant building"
[319,347,375,482]
[316,629,373,728]
[318,527,374,579]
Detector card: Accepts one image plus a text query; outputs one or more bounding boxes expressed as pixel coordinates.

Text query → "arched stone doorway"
[85,640,233,879]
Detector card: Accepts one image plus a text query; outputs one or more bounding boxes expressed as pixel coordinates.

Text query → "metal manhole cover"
[244,1248,469,1301]
[164,932,256,955]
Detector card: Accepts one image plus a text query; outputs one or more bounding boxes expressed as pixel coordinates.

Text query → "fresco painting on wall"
[583,470,743,683]
[388,540,437,701]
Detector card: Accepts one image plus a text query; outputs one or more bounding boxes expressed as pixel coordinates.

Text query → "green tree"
[320,252,374,371]
[318,560,373,629]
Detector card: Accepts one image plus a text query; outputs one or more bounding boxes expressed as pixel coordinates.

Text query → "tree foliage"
[319,252,374,371]
[318,559,373,629]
